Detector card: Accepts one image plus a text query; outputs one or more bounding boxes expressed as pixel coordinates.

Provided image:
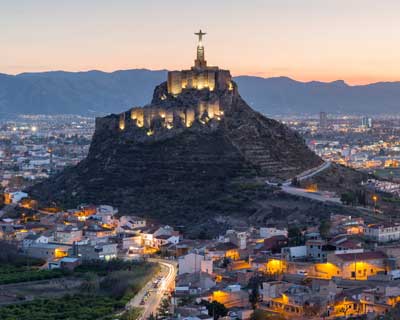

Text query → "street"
[281,185,341,204]
[125,259,177,320]
[282,161,332,187]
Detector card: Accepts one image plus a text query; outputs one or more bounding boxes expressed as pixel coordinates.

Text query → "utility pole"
[354,253,357,280]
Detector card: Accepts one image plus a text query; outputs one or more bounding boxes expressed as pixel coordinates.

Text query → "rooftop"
[210,242,238,252]
[335,251,387,261]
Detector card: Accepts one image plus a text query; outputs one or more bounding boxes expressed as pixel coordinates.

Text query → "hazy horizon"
[2,0,400,84]
[2,68,400,87]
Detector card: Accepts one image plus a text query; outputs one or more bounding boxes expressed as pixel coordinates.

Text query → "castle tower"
[167,30,232,95]
[194,30,207,69]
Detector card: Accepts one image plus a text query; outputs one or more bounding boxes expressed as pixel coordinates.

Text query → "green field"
[0,265,67,284]
[0,295,125,320]
[0,260,159,320]
[373,168,400,180]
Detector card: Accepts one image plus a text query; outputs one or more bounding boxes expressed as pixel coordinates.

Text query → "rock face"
[30,79,322,230]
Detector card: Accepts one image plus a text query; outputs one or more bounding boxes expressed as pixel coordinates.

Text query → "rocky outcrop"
[30,79,322,231]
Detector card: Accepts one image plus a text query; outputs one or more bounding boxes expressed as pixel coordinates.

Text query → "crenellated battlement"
[118,98,223,134]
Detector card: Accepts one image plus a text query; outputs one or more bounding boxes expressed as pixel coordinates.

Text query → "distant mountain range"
[1,69,400,115]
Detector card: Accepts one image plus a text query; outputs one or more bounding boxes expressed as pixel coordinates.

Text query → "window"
[351,271,356,278]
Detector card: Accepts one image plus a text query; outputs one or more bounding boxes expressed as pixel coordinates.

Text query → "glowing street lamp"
[372,195,378,212]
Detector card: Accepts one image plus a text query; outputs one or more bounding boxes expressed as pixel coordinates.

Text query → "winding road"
[125,258,177,320]
[282,161,332,186]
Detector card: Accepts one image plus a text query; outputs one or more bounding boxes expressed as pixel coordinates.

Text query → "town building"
[327,251,387,280]
[178,253,213,275]
[365,223,400,242]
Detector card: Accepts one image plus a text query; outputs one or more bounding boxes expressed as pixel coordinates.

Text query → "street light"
[372,195,378,212]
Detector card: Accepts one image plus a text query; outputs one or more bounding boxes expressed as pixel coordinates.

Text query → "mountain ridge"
[1,69,400,115]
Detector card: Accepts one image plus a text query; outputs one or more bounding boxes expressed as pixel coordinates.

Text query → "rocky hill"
[29,77,323,234]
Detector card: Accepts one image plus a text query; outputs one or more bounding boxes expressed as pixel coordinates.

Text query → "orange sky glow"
[1,0,399,85]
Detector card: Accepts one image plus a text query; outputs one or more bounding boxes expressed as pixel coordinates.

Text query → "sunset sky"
[1,0,399,84]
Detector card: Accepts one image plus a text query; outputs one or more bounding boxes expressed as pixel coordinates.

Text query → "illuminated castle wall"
[167,30,233,96]
[119,99,222,133]
[168,69,232,96]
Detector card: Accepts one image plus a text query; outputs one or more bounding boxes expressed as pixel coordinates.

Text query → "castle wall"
[119,113,126,130]
[168,71,183,95]
[131,108,144,127]
[119,100,221,133]
[217,70,232,91]
[185,108,195,127]
[167,69,224,95]
[198,101,207,117]
[207,71,215,91]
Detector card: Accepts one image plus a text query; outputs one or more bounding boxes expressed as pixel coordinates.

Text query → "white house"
[22,234,49,248]
[365,223,400,242]
[153,234,180,249]
[122,235,142,250]
[119,216,146,229]
[140,225,179,248]
[7,191,28,204]
[95,205,118,225]
[281,245,307,261]
[179,253,213,275]
[260,227,288,239]
[225,230,247,250]
[55,226,83,244]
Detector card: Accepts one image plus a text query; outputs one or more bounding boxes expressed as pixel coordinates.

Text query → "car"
[297,270,308,276]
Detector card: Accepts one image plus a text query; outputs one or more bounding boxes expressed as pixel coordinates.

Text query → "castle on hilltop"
[118,31,232,133]
[167,30,232,95]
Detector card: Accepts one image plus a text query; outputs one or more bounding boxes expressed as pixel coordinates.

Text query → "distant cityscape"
[0,115,93,190]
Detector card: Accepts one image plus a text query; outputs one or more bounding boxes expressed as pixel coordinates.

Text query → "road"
[125,258,177,320]
[282,161,332,186]
[281,185,341,204]
[266,161,341,204]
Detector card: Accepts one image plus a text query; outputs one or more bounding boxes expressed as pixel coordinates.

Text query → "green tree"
[80,272,99,295]
[251,310,285,320]
[356,189,367,206]
[203,301,228,320]
[288,227,303,246]
[248,276,262,309]
[341,192,356,205]
[221,257,231,268]
[157,298,170,317]
[0,186,4,209]
[382,303,400,319]
[319,219,331,238]
[121,308,142,320]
